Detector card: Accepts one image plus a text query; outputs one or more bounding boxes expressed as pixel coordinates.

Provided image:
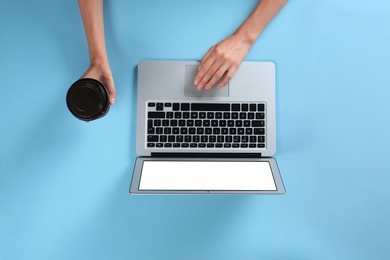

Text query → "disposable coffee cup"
[66,78,110,121]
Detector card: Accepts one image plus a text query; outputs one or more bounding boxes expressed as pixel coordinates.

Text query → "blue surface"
[1,0,390,259]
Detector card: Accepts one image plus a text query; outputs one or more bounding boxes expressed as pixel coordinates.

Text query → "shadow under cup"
[66,78,110,121]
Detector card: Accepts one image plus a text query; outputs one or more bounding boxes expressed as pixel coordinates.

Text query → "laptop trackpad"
[184,65,229,97]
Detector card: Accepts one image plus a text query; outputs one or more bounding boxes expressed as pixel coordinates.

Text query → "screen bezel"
[130,157,285,194]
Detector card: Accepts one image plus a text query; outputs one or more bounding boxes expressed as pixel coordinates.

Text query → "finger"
[197,60,222,90]
[199,46,215,67]
[105,78,116,105]
[218,66,236,88]
[204,65,229,90]
[194,47,216,86]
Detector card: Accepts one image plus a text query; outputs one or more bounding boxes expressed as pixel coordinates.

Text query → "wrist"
[90,55,109,67]
[232,28,256,49]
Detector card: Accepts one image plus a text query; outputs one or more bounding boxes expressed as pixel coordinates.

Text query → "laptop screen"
[139,161,277,191]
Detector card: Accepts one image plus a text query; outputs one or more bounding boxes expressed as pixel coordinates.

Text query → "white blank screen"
[139,161,276,191]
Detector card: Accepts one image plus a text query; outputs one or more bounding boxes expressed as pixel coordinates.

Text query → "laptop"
[130,60,285,194]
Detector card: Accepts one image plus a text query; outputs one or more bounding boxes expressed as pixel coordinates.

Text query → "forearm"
[234,0,288,46]
[78,0,108,65]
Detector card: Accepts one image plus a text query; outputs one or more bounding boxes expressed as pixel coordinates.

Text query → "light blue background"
[1,0,390,259]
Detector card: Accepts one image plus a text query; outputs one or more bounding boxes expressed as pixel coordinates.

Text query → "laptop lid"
[130,60,285,194]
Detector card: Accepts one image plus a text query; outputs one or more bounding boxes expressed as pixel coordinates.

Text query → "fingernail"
[194,80,199,85]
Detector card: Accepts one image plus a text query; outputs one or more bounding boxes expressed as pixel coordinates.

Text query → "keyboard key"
[154,120,161,126]
[173,103,180,111]
[252,120,265,127]
[172,128,179,134]
[191,103,230,111]
[242,104,248,111]
[148,102,156,107]
[191,112,198,119]
[156,103,164,110]
[148,112,165,118]
[181,103,190,111]
[232,104,240,111]
[174,112,182,118]
[166,112,174,119]
[258,104,265,111]
[256,113,265,119]
[148,135,159,142]
[254,128,265,135]
[209,136,216,142]
[197,128,204,135]
[156,127,163,134]
[250,104,256,111]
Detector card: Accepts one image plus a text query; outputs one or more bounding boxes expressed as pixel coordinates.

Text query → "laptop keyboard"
[146,102,266,149]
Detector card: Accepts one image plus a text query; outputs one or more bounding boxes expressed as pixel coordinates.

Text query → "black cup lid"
[66,78,110,121]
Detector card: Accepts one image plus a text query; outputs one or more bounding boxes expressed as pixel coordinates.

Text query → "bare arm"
[194,0,288,90]
[78,0,116,104]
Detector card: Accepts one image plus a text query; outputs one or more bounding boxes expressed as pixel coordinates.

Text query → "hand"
[194,34,252,90]
[81,62,116,105]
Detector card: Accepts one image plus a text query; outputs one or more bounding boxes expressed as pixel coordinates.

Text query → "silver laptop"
[130,60,285,194]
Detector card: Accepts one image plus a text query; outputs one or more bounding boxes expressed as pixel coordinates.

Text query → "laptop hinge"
[151,153,262,158]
